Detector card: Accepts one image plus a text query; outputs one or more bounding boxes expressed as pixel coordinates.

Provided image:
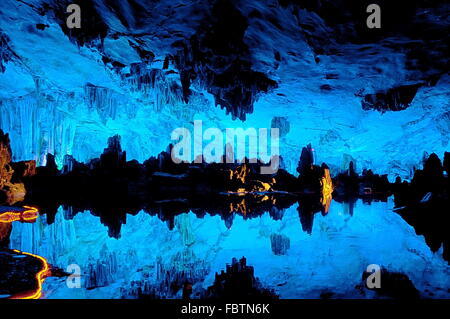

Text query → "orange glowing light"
[229,164,249,184]
[254,181,271,192]
[0,206,39,223]
[0,206,47,299]
[9,249,50,300]
[229,198,248,215]
[320,168,334,214]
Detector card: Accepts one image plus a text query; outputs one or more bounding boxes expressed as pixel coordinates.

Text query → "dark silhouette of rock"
[99,135,127,171]
[202,257,278,299]
[334,160,392,203]
[392,152,450,262]
[296,194,324,234]
[8,134,445,245]
[11,160,36,183]
[297,143,314,176]
[443,152,450,176]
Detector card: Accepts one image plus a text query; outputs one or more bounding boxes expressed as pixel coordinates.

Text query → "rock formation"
[270,233,290,255]
[202,257,278,299]
[0,130,30,204]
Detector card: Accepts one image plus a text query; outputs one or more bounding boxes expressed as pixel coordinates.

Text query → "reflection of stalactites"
[166,217,175,231]
[102,213,124,239]
[85,244,118,290]
[320,168,333,215]
[175,213,196,246]
[270,233,290,255]
[343,198,357,216]
[224,213,234,229]
[297,197,322,235]
[298,207,314,234]
[229,198,247,215]
[269,206,284,221]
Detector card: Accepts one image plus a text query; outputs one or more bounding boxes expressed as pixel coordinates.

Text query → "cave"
[0,0,449,303]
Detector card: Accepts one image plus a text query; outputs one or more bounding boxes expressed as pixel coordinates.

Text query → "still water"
[8,198,450,299]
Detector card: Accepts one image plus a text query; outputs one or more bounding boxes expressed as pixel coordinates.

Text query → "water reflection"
[5,197,450,298]
[7,198,450,299]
